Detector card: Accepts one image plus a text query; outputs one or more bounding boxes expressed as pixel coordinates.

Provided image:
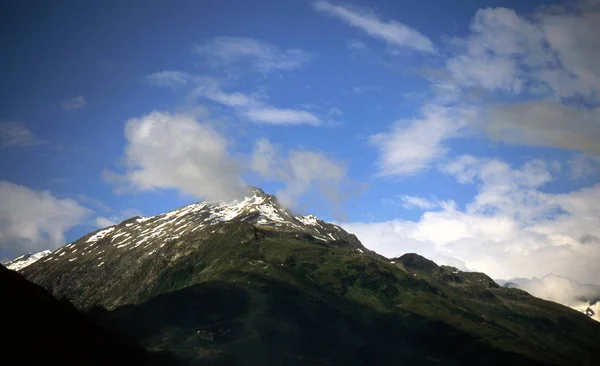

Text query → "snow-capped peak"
[14,187,352,271]
[5,250,51,271]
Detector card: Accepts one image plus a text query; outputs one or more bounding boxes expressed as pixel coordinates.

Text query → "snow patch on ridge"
[297,215,319,226]
[5,250,51,271]
[6,189,346,272]
[86,227,115,243]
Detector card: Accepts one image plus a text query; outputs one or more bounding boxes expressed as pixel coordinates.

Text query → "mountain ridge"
[11,187,600,365]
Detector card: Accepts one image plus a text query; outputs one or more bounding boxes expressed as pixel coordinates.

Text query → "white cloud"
[313,1,435,53]
[61,95,87,111]
[194,82,322,126]
[569,154,600,180]
[147,75,322,126]
[329,107,343,116]
[439,2,600,157]
[439,155,480,184]
[106,111,247,201]
[485,101,600,157]
[0,181,91,261]
[447,55,522,93]
[193,36,311,73]
[401,196,437,210]
[0,122,45,148]
[144,71,193,88]
[342,156,600,286]
[250,138,359,215]
[509,274,600,308]
[105,112,356,213]
[244,108,321,126]
[370,104,477,176]
[347,39,367,50]
[447,4,600,102]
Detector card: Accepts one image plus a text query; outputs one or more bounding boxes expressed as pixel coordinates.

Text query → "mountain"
[15,188,600,366]
[1,263,182,365]
[5,249,50,271]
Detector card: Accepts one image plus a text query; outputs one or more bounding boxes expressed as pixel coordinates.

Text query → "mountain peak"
[16,186,364,310]
[247,185,267,197]
[393,253,439,273]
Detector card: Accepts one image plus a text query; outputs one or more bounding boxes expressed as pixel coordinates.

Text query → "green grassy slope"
[82,223,600,366]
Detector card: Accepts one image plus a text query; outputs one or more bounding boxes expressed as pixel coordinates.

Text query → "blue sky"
[2,0,600,288]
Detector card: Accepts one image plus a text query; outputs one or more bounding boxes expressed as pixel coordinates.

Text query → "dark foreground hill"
[14,188,600,366]
[1,264,182,365]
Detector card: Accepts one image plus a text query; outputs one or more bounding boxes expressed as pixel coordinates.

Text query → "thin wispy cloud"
[244,108,321,126]
[144,71,193,88]
[347,39,367,50]
[250,138,361,216]
[313,1,435,53]
[145,71,322,126]
[193,36,311,73]
[370,104,477,177]
[569,154,600,180]
[401,196,438,210]
[194,82,322,126]
[0,122,45,148]
[61,95,87,111]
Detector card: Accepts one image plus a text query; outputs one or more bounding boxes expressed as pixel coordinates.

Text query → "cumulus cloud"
[250,138,360,216]
[447,4,600,100]
[341,156,600,286]
[370,104,477,176]
[105,111,247,201]
[0,181,91,261]
[313,1,435,53]
[0,122,45,148]
[194,82,322,126]
[61,95,87,111]
[193,36,311,73]
[439,2,600,156]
